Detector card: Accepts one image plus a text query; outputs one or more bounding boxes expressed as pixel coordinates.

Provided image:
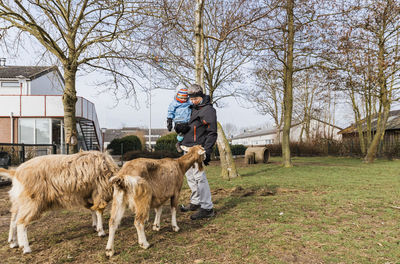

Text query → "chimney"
[0,58,6,66]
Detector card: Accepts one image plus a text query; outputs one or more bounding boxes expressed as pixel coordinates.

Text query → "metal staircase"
[78,119,101,150]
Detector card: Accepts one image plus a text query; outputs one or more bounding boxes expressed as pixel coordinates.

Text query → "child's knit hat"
[176,88,188,103]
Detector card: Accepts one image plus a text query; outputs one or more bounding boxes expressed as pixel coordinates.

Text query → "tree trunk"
[194,0,238,178]
[364,109,390,162]
[364,35,390,163]
[63,67,78,154]
[281,0,295,168]
[216,122,240,180]
[195,0,205,87]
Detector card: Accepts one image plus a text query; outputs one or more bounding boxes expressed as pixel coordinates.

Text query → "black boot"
[180,203,200,212]
[190,208,215,220]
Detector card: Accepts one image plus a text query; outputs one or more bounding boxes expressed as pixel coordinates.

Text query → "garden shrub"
[107,135,142,155]
[155,133,178,153]
[123,150,181,161]
[214,144,247,156]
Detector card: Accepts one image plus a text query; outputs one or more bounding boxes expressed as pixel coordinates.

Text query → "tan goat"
[105,145,206,257]
[0,151,119,254]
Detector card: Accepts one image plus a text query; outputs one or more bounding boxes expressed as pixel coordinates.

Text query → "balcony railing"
[0,95,102,149]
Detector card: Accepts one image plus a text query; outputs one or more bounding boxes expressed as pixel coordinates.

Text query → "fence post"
[52,144,57,154]
[21,143,25,163]
[120,142,124,166]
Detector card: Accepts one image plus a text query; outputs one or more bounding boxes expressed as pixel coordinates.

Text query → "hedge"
[214,144,247,156]
[107,135,142,155]
[123,150,181,161]
[155,133,179,153]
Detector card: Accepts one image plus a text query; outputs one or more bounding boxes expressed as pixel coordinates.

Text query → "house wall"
[280,120,342,142]
[0,79,28,95]
[0,117,18,143]
[30,71,64,95]
[232,133,276,146]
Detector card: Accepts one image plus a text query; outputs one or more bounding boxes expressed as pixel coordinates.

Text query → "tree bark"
[194,0,239,179]
[216,122,240,180]
[364,35,391,163]
[195,0,205,87]
[281,0,295,168]
[63,66,78,154]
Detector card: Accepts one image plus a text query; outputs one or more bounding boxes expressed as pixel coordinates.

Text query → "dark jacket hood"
[193,95,211,109]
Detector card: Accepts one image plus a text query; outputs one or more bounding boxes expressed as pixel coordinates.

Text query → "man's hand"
[167,118,173,131]
[203,153,211,166]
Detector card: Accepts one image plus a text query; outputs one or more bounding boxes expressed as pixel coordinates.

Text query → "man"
[180,84,217,220]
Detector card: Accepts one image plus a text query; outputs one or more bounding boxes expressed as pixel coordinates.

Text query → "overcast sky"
[76,71,271,131]
[5,48,356,135]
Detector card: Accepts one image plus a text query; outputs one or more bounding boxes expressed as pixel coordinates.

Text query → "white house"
[232,119,342,146]
[231,128,277,146]
[0,65,103,152]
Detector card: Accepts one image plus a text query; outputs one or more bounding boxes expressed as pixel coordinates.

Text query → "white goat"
[0,151,118,254]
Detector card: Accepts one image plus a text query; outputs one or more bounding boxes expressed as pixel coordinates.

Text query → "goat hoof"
[152,225,160,231]
[105,249,114,257]
[172,226,180,232]
[98,230,106,237]
[23,247,32,254]
[9,242,18,248]
[139,242,150,249]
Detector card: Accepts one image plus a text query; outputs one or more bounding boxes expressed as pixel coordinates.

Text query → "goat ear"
[198,149,206,155]
[180,145,189,152]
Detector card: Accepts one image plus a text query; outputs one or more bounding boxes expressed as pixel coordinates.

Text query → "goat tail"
[0,168,15,179]
[133,177,152,223]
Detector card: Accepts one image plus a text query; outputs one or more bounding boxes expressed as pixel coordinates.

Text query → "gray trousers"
[185,163,213,210]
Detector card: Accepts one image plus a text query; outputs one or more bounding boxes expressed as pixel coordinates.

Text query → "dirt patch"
[211,186,302,198]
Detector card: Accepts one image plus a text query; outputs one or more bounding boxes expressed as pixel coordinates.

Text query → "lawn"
[1,156,400,263]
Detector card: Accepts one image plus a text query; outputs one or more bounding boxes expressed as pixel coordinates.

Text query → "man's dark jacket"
[181,95,217,155]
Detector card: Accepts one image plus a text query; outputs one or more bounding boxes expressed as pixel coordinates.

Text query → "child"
[167,87,192,152]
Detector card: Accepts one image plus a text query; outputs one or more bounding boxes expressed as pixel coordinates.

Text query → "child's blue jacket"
[167,98,192,123]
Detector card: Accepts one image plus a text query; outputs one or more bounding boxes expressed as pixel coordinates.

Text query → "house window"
[1,81,19,87]
[19,119,35,144]
[36,119,50,144]
[19,118,51,144]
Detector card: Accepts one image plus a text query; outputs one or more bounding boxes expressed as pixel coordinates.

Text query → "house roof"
[339,110,400,134]
[0,66,64,82]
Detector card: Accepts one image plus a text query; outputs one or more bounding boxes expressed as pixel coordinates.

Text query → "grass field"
[1,156,400,263]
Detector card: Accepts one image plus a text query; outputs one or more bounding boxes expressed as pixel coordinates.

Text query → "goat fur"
[105,145,206,257]
[5,151,119,254]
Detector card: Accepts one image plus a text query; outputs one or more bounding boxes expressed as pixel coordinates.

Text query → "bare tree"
[222,123,237,138]
[0,0,150,153]
[148,0,268,179]
[249,67,284,142]
[334,0,400,162]
[249,0,331,167]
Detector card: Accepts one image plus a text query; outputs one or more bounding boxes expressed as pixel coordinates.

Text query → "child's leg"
[177,132,184,142]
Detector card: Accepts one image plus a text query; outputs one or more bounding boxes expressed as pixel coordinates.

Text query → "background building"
[0,65,103,152]
[339,110,400,148]
[232,119,342,146]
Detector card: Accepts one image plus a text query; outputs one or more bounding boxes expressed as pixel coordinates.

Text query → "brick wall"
[0,117,18,143]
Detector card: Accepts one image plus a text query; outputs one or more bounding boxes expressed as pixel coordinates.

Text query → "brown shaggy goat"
[0,151,119,254]
[105,145,206,257]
